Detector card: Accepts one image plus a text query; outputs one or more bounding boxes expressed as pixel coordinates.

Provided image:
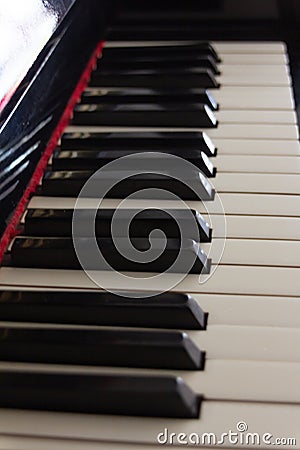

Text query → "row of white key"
[66,122,299,139]
[105,41,286,52]
[1,400,300,449]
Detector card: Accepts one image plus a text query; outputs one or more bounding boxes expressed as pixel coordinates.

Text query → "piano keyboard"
[1,41,300,449]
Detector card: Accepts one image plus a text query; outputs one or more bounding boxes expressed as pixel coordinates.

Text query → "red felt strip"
[0,41,105,263]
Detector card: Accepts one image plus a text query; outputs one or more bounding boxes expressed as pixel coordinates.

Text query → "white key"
[213,86,295,110]
[189,325,300,362]
[215,155,300,173]
[196,294,300,328]
[214,173,300,194]
[22,197,300,241]
[0,437,241,450]
[106,40,287,54]
[9,236,298,269]
[217,73,291,87]
[66,123,299,139]
[214,139,300,156]
[202,239,300,268]
[220,53,288,65]
[215,110,296,124]
[0,265,299,297]
[0,359,298,403]
[207,124,298,140]
[0,321,296,363]
[1,286,300,329]
[220,64,289,75]
[209,215,300,240]
[27,194,300,217]
[212,41,287,54]
[201,193,300,216]
[43,170,300,196]
[95,69,291,87]
[1,401,299,448]
[190,265,300,297]
[71,86,296,111]
[24,198,300,241]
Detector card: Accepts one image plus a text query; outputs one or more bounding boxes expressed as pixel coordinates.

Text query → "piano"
[0,0,300,448]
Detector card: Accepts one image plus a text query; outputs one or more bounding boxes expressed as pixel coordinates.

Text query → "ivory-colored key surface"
[23,199,300,241]
[202,239,300,267]
[12,237,299,268]
[213,86,295,110]
[70,85,296,110]
[216,73,290,86]
[1,401,299,448]
[212,41,287,54]
[0,322,296,363]
[106,41,287,54]
[1,285,300,329]
[220,63,289,75]
[104,39,286,49]
[206,124,298,140]
[195,294,300,327]
[27,194,300,217]
[209,215,300,240]
[214,173,300,194]
[215,155,300,173]
[0,288,299,328]
[0,359,299,403]
[215,110,296,124]
[219,53,288,65]
[189,326,300,362]
[213,139,300,155]
[1,265,300,296]
[60,135,300,157]
[0,440,297,450]
[44,171,300,196]
[201,193,300,216]
[66,123,299,138]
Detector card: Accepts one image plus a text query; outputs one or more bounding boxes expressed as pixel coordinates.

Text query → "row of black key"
[12,207,212,272]
[81,87,219,110]
[51,148,216,177]
[73,102,217,128]
[2,41,222,419]
[0,288,206,417]
[90,43,220,88]
[74,43,220,126]
[61,130,217,156]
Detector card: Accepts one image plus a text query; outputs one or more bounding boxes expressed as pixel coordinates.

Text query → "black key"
[24,208,212,242]
[0,290,207,329]
[52,148,216,177]
[0,327,205,370]
[10,237,211,274]
[102,42,220,63]
[90,68,219,89]
[61,131,217,157]
[81,87,219,110]
[0,371,201,418]
[42,170,215,201]
[72,103,217,128]
[98,54,220,74]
